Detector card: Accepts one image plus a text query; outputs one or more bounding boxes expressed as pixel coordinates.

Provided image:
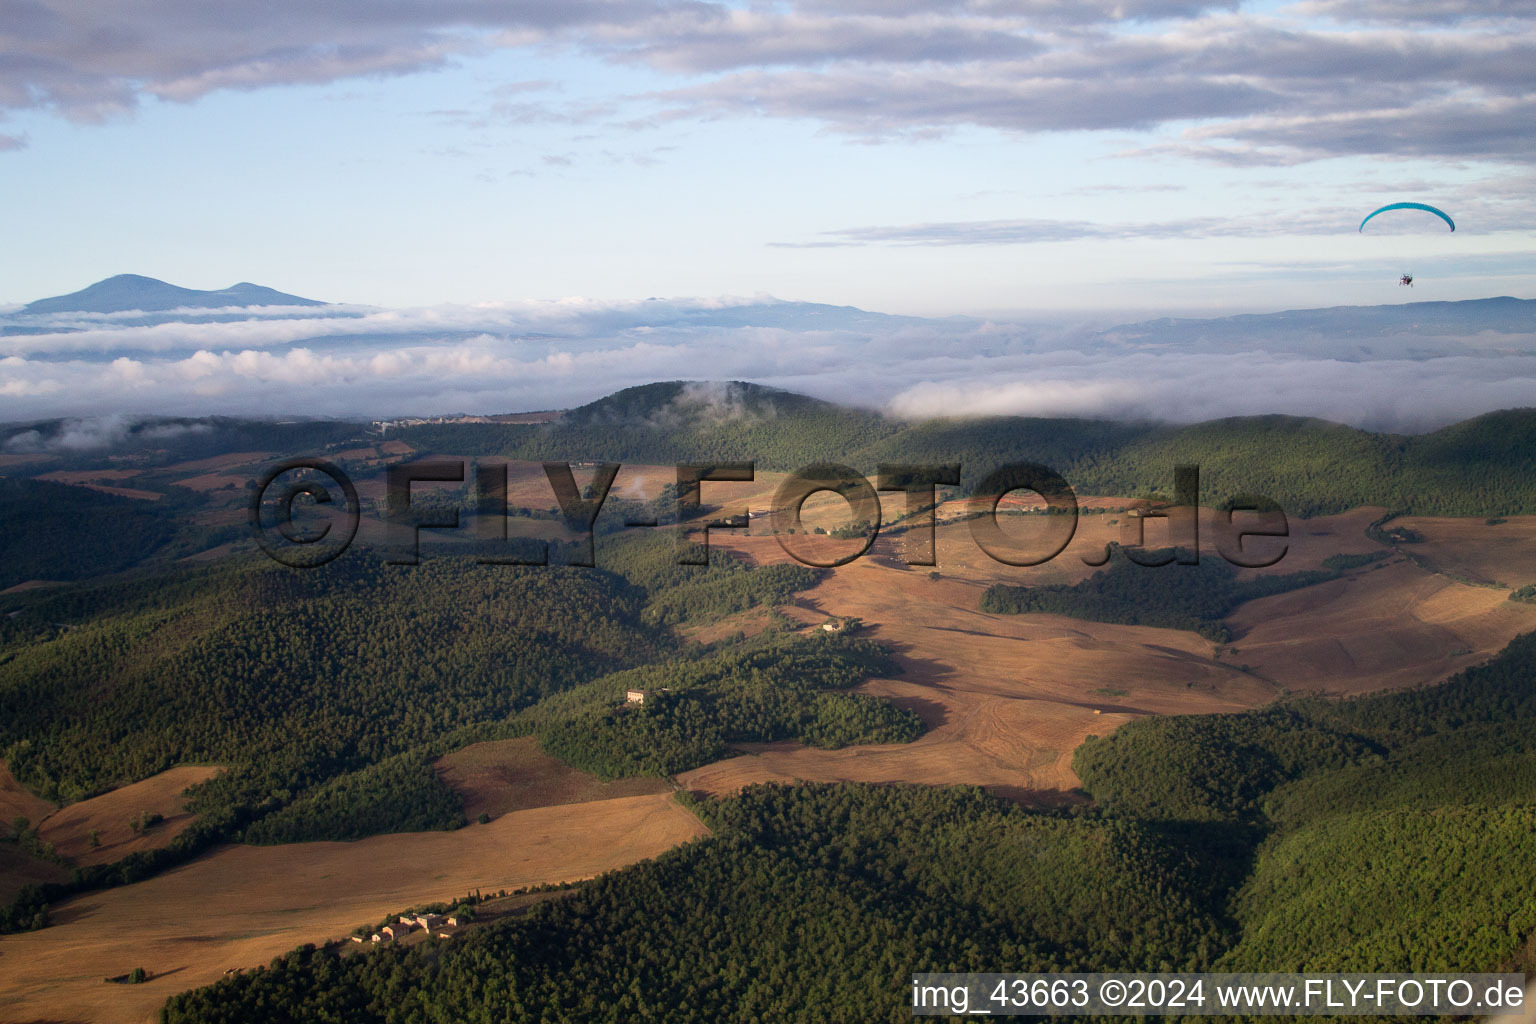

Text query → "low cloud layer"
[886,352,1536,433]
[2,295,1533,433]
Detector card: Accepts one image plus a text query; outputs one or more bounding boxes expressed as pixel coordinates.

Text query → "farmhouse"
[626,689,646,704]
[414,913,445,930]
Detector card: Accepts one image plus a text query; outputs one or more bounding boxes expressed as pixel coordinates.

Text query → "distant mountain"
[22,274,324,314]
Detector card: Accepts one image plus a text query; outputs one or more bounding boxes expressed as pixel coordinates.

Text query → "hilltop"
[386,380,1536,517]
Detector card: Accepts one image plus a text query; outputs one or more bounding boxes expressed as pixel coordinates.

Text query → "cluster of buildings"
[351,911,465,944]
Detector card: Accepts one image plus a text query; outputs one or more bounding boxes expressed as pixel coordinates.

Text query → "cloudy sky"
[2,1,1533,430]
[3,0,1533,317]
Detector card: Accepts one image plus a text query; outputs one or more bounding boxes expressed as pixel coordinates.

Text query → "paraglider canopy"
[1359,202,1455,232]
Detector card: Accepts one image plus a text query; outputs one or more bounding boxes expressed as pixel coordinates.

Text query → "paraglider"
[1359,202,1454,285]
[1359,202,1455,233]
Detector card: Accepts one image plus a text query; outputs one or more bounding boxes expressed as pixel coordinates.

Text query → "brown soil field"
[81,483,162,501]
[170,472,247,492]
[0,843,68,906]
[346,453,483,504]
[378,439,414,455]
[0,762,64,904]
[1392,514,1536,589]
[492,460,682,510]
[681,506,1536,798]
[746,501,1386,586]
[28,472,162,500]
[1225,557,1536,694]
[0,453,55,468]
[189,506,247,528]
[37,469,145,484]
[0,793,706,1024]
[435,737,671,820]
[336,446,379,460]
[36,766,222,866]
[0,761,56,836]
[177,541,244,563]
[158,451,274,474]
[679,531,1277,801]
[0,579,66,595]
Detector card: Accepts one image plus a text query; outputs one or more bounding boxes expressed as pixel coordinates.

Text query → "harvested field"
[31,471,162,500]
[170,472,246,492]
[1225,558,1536,695]
[683,507,1536,798]
[0,761,63,905]
[178,541,244,563]
[159,451,274,474]
[435,737,671,820]
[0,761,56,837]
[494,460,681,510]
[0,579,66,595]
[747,500,1386,586]
[0,843,68,905]
[0,453,55,468]
[1393,514,1536,589]
[680,531,1277,800]
[0,793,706,1024]
[36,766,222,866]
[79,483,161,501]
[38,469,144,484]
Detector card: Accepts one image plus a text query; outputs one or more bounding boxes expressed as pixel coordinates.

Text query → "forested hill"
[391,382,1536,516]
[160,630,1536,1022]
[0,533,904,929]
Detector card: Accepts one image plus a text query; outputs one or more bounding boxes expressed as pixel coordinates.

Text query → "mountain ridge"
[22,274,324,315]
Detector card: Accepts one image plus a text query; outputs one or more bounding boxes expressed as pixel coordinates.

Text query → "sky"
[1,1,1534,430]
[2,0,1533,317]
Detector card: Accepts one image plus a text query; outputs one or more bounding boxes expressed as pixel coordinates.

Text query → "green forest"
[0,529,902,930]
[0,478,178,590]
[158,630,1536,1022]
[3,384,1535,1008]
[0,493,897,930]
[979,545,1341,641]
[386,383,1536,517]
[536,634,916,777]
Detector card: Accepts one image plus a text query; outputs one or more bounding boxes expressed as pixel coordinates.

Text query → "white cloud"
[1,294,1534,431]
[3,0,1533,164]
[888,352,1536,432]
